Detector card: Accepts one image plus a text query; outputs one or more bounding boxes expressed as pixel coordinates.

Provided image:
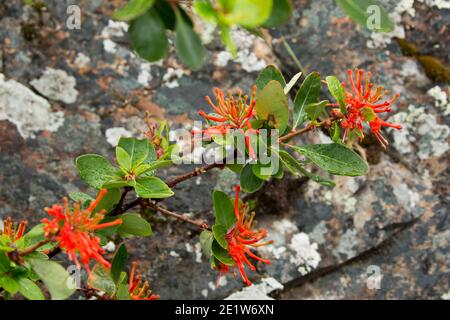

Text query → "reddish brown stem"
[150,202,211,230]
[279,118,334,142]
[19,239,51,256]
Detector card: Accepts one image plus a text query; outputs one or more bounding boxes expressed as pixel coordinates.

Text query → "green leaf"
[240,164,263,193]
[175,9,206,70]
[252,161,279,180]
[291,143,369,176]
[2,277,20,294]
[118,137,150,169]
[331,121,341,143]
[255,65,286,93]
[211,240,234,266]
[293,72,321,129]
[361,107,376,122]
[228,0,273,28]
[212,224,228,249]
[134,160,173,176]
[0,251,10,274]
[69,192,93,208]
[336,0,393,32]
[111,244,128,284]
[119,213,152,237]
[284,71,302,95]
[30,259,75,300]
[95,188,121,213]
[113,0,156,21]
[76,154,122,190]
[134,176,174,199]
[298,167,336,187]
[129,8,168,62]
[219,25,237,57]
[116,283,132,300]
[116,146,132,171]
[305,100,328,122]
[88,264,116,296]
[199,230,214,258]
[264,0,292,27]
[213,190,236,229]
[154,0,193,30]
[277,150,303,175]
[18,277,45,300]
[102,179,134,189]
[255,80,289,134]
[326,76,347,114]
[194,1,218,23]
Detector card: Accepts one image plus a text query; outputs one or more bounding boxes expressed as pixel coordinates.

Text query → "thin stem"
[150,202,211,230]
[279,118,333,142]
[108,162,224,216]
[19,239,51,256]
[282,36,307,75]
[166,163,224,188]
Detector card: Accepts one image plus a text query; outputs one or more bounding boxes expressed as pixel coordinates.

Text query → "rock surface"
[0,0,448,300]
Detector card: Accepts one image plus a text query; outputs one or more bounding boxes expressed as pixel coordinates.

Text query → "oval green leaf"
[76,154,122,190]
[255,65,286,93]
[264,0,292,28]
[255,80,289,134]
[326,76,346,114]
[212,224,228,249]
[292,143,369,176]
[129,8,168,62]
[119,213,152,237]
[111,244,128,284]
[293,72,321,129]
[30,259,76,300]
[175,10,206,70]
[113,0,156,21]
[134,176,174,199]
[213,190,236,229]
[240,164,263,193]
[18,277,45,300]
[211,240,234,266]
[336,0,393,32]
[199,230,214,258]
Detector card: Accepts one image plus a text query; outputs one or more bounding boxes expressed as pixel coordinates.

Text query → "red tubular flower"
[194,86,258,158]
[128,261,160,300]
[1,217,27,242]
[41,189,122,273]
[219,186,272,286]
[336,68,402,148]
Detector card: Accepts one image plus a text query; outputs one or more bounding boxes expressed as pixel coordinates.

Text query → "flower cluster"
[218,186,272,286]
[194,86,259,158]
[1,217,27,242]
[335,68,402,148]
[128,261,159,300]
[41,189,122,273]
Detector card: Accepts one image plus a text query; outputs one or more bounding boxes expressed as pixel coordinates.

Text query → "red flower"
[41,189,122,273]
[218,186,272,286]
[128,261,159,300]
[336,68,402,148]
[1,217,27,242]
[194,86,258,158]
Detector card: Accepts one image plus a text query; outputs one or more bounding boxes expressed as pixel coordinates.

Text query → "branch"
[166,163,224,188]
[108,162,224,216]
[149,202,211,230]
[279,118,334,142]
[19,239,51,256]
